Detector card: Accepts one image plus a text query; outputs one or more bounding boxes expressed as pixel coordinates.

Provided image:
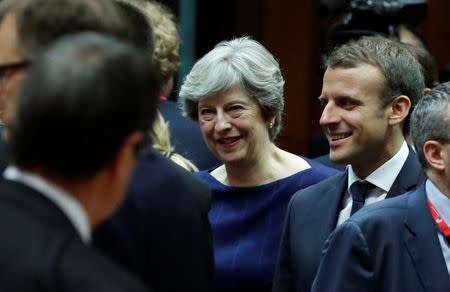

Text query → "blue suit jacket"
[159,101,220,170]
[312,182,450,291]
[272,149,425,292]
[93,151,215,292]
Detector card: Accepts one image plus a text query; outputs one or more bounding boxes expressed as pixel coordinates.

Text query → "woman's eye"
[227,105,244,117]
[199,108,213,115]
[199,108,215,120]
[229,105,243,112]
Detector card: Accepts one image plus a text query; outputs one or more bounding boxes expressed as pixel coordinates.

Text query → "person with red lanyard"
[311,82,450,292]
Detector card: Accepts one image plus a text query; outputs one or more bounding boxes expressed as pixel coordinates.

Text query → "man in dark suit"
[94,152,215,292]
[272,36,426,292]
[312,83,450,291]
[0,1,215,291]
[0,32,159,291]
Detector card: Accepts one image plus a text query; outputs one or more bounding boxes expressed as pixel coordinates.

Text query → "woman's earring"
[269,120,275,129]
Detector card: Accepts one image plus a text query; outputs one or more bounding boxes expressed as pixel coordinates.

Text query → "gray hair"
[411,82,450,169]
[179,36,285,141]
[328,36,424,135]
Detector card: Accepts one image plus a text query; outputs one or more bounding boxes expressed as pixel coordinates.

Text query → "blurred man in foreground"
[0,32,159,291]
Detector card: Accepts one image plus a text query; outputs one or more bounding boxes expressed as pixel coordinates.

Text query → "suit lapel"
[387,148,425,198]
[404,184,450,291]
[315,172,348,239]
[299,172,348,286]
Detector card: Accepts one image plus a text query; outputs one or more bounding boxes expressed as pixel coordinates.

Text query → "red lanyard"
[427,198,450,237]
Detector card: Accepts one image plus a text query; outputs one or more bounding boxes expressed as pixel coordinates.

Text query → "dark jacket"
[273,149,425,292]
[0,179,149,292]
[94,151,215,292]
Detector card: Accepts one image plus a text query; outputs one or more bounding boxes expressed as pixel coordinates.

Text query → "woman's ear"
[269,118,275,129]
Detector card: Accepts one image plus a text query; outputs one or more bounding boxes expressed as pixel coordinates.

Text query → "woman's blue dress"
[197,158,340,291]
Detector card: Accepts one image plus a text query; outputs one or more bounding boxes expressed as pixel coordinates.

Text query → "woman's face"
[197,85,272,166]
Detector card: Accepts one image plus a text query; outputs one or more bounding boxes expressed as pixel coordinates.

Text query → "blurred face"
[0,13,27,132]
[198,85,271,166]
[319,63,392,172]
[95,131,146,226]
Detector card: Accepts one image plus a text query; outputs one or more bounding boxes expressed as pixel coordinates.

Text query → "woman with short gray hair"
[179,36,338,291]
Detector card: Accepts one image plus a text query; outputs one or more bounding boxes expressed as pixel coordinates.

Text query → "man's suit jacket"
[93,151,215,292]
[159,100,220,170]
[311,182,450,291]
[272,149,425,292]
[0,179,149,292]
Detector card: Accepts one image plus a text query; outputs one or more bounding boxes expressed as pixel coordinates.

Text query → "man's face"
[319,63,393,173]
[0,13,27,131]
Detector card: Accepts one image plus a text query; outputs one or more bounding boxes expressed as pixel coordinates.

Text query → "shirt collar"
[348,141,409,192]
[426,179,450,225]
[3,166,91,243]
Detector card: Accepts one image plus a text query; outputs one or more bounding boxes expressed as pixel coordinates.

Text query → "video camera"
[320,0,427,50]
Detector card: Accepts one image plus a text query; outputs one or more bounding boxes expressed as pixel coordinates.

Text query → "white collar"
[348,141,409,192]
[3,166,91,243]
[426,179,450,225]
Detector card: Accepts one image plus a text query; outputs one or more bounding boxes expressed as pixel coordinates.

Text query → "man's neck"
[4,166,92,242]
[352,137,405,179]
[428,172,450,200]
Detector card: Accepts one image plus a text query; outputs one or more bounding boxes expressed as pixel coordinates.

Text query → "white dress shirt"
[337,141,409,226]
[3,166,91,243]
[426,179,450,275]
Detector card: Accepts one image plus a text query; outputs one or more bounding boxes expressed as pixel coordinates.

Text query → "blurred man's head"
[114,0,179,96]
[0,0,153,132]
[10,32,160,225]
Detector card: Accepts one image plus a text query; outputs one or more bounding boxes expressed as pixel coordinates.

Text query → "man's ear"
[388,95,411,126]
[424,87,432,95]
[423,140,445,171]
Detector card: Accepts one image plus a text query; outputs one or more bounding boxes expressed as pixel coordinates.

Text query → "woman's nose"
[215,111,232,131]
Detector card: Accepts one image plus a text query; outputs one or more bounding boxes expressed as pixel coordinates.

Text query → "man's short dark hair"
[411,82,450,169]
[114,0,154,52]
[402,43,439,89]
[9,32,160,178]
[11,0,153,60]
[328,36,424,135]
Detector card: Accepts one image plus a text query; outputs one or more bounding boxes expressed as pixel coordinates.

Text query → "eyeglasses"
[0,60,30,80]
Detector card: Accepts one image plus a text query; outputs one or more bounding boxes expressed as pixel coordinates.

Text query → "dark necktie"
[350,181,375,215]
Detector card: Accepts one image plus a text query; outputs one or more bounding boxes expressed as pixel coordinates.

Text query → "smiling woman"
[179,36,340,292]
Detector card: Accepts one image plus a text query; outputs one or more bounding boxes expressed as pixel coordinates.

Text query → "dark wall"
[195,0,263,57]
[170,0,450,156]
